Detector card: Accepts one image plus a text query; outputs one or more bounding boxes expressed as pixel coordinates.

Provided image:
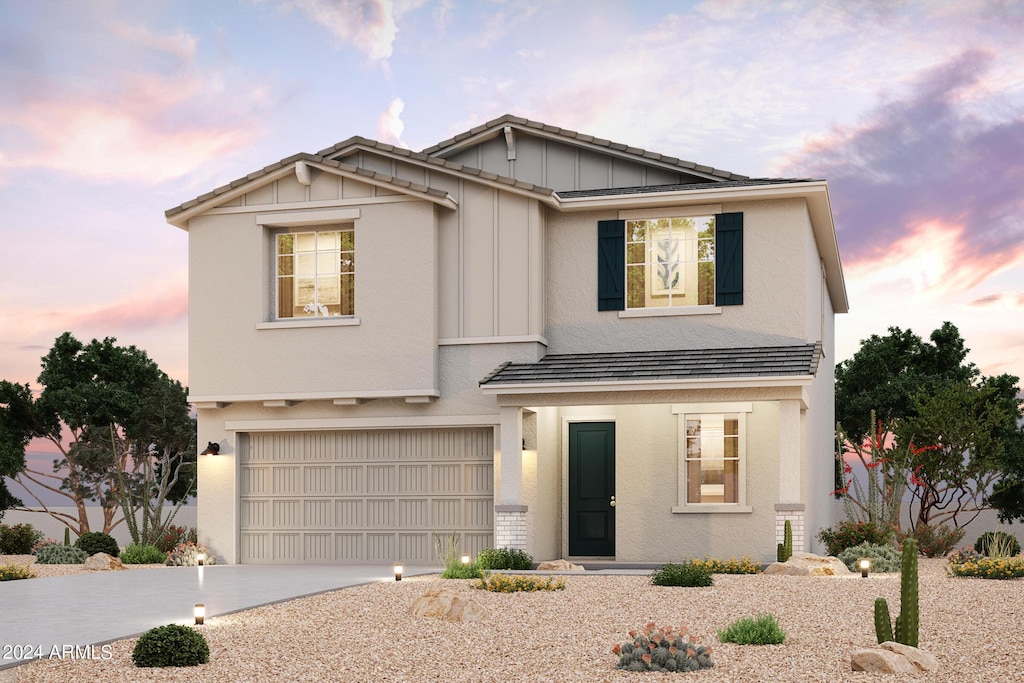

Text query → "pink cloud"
[376,97,407,146]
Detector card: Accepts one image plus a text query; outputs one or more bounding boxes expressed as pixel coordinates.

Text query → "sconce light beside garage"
[200,442,220,457]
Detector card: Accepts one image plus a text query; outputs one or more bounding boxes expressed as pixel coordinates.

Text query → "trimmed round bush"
[74,531,119,557]
[837,541,902,573]
[35,544,88,565]
[975,531,1021,557]
[132,624,209,668]
[120,543,168,565]
[650,562,713,587]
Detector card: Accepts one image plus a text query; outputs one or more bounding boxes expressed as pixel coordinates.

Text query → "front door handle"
[610,495,616,507]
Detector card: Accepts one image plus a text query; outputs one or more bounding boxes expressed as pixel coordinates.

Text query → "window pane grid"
[626,216,715,309]
[685,414,739,504]
[276,229,355,319]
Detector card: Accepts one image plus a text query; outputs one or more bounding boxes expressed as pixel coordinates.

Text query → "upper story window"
[276,229,355,319]
[626,216,715,308]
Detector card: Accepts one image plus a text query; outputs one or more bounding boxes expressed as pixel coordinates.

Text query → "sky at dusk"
[1,0,1022,405]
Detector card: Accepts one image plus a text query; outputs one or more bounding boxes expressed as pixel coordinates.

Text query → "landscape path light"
[194,603,205,625]
[859,558,870,578]
[394,564,403,582]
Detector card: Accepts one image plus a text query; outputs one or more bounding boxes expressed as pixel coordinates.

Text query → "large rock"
[411,589,487,622]
[536,559,585,571]
[762,552,850,576]
[851,642,939,673]
[84,552,125,571]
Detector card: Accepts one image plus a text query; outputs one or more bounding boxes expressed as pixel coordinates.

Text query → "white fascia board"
[188,389,440,404]
[479,375,814,396]
[167,165,296,229]
[223,414,500,432]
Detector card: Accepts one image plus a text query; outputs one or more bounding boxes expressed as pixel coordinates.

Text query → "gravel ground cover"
[0,556,166,579]
[4,558,1021,682]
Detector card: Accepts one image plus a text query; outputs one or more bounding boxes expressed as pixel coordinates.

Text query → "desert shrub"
[131,624,209,667]
[837,542,902,573]
[74,531,119,557]
[688,556,761,574]
[901,523,964,558]
[476,573,566,592]
[31,538,60,555]
[946,555,1024,580]
[165,542,215,566]
[947,547,984,565]
[476,547,533,570]
[650,562,714,587]
[441,561,483,579]
[974,531,1021,558]
[154,525,195,554]
[0,523,44,555]
[817,520,894,556]
[717,614,786,645]
[612,623,714,673]
[35,544,88,564]
[0,563,36,581]
[121,543,168,565]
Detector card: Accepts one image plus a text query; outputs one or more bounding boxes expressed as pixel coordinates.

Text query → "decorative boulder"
[411,589,487,622]
[536,559,585,571]
[84,552,126,571]
[762,552,850,576]
[851,642,939,673]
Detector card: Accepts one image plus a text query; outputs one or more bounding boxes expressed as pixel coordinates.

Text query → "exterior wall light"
[859,558,870,578]
[200,442,220,457]
[394,564,403,581]
[194,603,205,625]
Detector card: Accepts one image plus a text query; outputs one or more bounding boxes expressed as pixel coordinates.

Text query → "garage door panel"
[241,428,494,564]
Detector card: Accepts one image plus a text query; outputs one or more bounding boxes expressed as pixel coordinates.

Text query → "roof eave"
[480,374,815,395]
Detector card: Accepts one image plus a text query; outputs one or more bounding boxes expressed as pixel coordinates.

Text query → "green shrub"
[974,531,1021,558]
[154,525,196,554]
[32,537,60,555]
[441,561,483,579]
[837,542,902,573]
[817,520,894,556]
[35,544,88,564]
[946,555,1024,579]
[687,556,761,574]
[121,543,168,565]
[476,573,566,592]
[613,623,714,673]
[131,624,209,668]
[165,542,215,566]
[901,523,964,558]
[650,562,713,587]
[717,614,786,645]
[0,563,36,581]
[0,523,44,555]
[476,547,533,570]
[947,547,984,565]
[74,531,119,557]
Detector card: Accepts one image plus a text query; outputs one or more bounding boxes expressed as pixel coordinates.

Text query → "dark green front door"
[568,422,615,556]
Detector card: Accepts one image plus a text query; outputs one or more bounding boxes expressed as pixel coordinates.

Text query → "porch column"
[776,399,805,551]
[495,406,527,550]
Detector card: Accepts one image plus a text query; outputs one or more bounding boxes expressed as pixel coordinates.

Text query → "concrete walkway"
[0,564,434,669]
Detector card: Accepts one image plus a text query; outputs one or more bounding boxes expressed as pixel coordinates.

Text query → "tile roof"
[480,344,822,387]
[422,114,750,182]
[164,152,453,219]
[556,178,820,199]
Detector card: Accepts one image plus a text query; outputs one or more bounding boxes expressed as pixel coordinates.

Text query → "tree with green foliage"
[0,333,196,535]
[835,322,1024,528]
[0,382,32,519]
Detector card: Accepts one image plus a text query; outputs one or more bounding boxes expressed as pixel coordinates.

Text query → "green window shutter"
[597,219,625,311]
[715,212,743,306]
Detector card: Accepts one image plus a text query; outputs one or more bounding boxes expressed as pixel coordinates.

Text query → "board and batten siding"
[239,428,494,564]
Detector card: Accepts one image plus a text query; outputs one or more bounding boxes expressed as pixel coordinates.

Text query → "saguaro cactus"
[873,538,919,647]
[777,520,793,562]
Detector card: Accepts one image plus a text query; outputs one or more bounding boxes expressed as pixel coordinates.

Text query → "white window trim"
[618,306,721,319]
[269,224,356,324]
[671,402,753,514]
[624,214,717,311]
[256,317,360,330]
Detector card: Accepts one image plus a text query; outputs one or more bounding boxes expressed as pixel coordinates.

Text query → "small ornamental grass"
[612,623,714,673]
[837,542,902,573]
[974,531,1021,558]
[687,555,761,574]
[131,624,209,668]
[650,562,714,587]
[120,543,168,565]
[0,563,36,581]
[475,573,566,592]
[717,614,786,645]
[946,555,1024,580]
[434,531,483,579]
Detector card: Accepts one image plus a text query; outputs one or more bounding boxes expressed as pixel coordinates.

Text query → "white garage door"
[239,428,494,564]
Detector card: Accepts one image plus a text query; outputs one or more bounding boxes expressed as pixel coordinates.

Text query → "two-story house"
[166,115,847,565]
